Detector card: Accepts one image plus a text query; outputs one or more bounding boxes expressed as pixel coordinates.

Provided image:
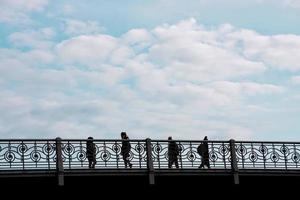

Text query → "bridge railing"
[0,139,300,171]
[61,139,148,169]
[150,140,231,169]
[235,141,300,169]
[0,139,57,170]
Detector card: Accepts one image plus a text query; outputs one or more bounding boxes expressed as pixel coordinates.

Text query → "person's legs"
[92,156,97,168]
[122,154,128,168]
[174,158,179,169]
[169,156,176,168]
[205,158,210,169]
[199,157,204,168]
[168,159,172,168]
[123,152,132,168]
[126,155,132,168]
[128,159,132,168]
[88,159,92,168]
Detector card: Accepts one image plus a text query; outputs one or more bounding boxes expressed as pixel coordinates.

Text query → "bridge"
[1,138,300,191]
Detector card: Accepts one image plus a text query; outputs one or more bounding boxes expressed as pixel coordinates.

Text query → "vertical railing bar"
[179,141,183,169]
[222,142,226,169]
[80,141,83,168]
[8,141,11,168]
[293,143,298,168]
[157,141,160,169]
[241,142,245,169]
[272,143,276,168]
[262,142,266,169]
[138,141,142,169]
[34,141,37,168]
[47,140,50,170]
[283,143,288,170]
[115,140,119,169]
[189,141,193,168]
[21,140,25,170]
[229,139,239,185]
[68,141,71,169]
[211,141,214,168]
[146,138,155,185]
[104,141,107,167]
[55,137,64,186]
[251,142,254,168]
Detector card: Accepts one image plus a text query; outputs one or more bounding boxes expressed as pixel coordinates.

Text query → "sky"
[0,0,300,140]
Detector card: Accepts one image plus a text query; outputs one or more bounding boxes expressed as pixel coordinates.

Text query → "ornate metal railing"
[61,140,148,169]
[0,139,300,171]
[0,139,57,170]
[235,141,300,169]
[151,140,231,169]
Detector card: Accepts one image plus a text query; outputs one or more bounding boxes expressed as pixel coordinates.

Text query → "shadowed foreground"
[1,138,300,197]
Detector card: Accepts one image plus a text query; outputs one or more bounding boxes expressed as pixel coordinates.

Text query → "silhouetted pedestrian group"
[86,133,210,170]
[167,136,210,169]
[86,132,132,169]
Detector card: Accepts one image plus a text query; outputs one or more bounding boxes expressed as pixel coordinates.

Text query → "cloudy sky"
[0,0,300,140]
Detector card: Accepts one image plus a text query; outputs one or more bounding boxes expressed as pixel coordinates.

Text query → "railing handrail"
[1,139,300,144]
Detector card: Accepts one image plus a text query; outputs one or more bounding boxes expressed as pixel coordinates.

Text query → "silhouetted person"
[168,136,179,169]
[197,136,210,169]
[86,137,97,169]
[121,132,132,168]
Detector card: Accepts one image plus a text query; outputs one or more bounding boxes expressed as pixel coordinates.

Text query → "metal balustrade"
[235,141,300,169]
[1,138,300,186]
[0,139,57,170]
[1,139,300,171]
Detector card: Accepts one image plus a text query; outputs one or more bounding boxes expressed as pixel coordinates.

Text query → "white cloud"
[0,0,48,11]
[223,29,300,71]
[209,81,284,96]
[0,0,48,24]
[9,28,55,49]
[0,9,31,24]
[122,29,154,51]
[63,19,105,36]
[1,18,299,140]
[146,19,266,82]
[56,18,300,74]
[56,35,118,65]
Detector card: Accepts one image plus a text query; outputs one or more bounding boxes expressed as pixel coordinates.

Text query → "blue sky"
[1,0,300,140]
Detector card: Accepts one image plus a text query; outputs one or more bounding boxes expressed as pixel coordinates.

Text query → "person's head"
[88,136,93,140]
[204,136,208,140]
[121,132,127,139]
[168,136,172,140]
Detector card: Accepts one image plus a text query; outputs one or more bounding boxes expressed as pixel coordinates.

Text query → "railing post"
[229,139,239,185]
[55,137,64,186]
[146,138,155,185]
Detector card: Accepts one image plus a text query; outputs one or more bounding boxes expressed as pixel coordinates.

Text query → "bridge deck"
[1,138,300,188]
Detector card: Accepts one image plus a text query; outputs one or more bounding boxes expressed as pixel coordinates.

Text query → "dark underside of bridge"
[1,169,300,196]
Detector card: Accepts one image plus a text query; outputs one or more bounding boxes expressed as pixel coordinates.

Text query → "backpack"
[197,144,204,156]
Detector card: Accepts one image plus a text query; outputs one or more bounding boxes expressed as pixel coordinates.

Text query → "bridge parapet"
[0,139,300,170]
[1,139,300,186]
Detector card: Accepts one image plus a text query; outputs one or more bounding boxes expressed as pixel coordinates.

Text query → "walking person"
[168,136,179,169]
[86,137,97,169]
[197,136,210,169]
[121,132,133,168]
